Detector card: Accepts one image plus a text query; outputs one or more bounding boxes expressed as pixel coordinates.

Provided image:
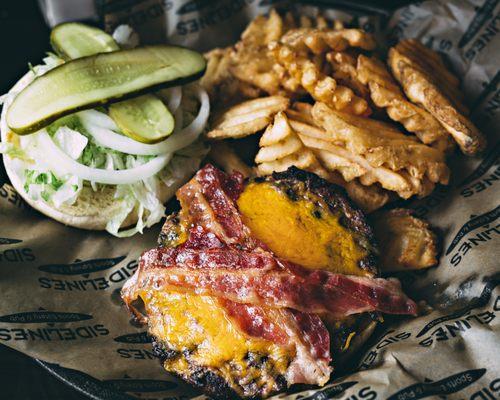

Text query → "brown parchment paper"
[1,1,499,399]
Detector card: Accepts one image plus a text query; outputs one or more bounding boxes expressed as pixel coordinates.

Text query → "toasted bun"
[1,72,187,231]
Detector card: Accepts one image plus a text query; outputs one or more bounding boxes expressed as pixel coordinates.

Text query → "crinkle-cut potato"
[257,149,326,177]
[340,178,390,214]
[371,208,438,271]
[302,136,415,195]
[201,47,233,98]
[241,8,287,46]
[201,47,263,107]
[255,134,303,163]
[269,42,371,115]
[256,111,388,212]
[388,40,486,155]
[392,39,464,109]
[206,96,289,139]
[255,113,328,178]
[356,54,455,153]
[327,51,371,101]
[311,102,450,191]
[230,43,291,96]
[280,28,377,54]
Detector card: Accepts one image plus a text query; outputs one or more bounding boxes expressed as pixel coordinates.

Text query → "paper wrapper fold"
[0,1,499,399]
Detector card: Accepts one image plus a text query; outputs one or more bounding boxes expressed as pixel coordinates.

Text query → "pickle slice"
[7,46,206,134]
[50,22,119,59]
[109,95,175,143]
[49,23,176,143]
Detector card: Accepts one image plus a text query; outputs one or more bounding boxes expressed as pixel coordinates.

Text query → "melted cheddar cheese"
[237,182,371,276]
[140,289,293,396]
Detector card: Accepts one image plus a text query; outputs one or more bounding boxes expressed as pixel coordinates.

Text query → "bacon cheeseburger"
[122,164,417,399]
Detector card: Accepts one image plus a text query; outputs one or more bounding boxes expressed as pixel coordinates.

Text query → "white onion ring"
[80,86,209,156]
[166,86,182,114]
[36,130,172,185]
[78,109,118,131]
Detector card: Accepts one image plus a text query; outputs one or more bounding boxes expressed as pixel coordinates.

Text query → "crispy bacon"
[220,299,333,385]
[219,299,290,345]
[136,247,417,317]
[177,164,253,247]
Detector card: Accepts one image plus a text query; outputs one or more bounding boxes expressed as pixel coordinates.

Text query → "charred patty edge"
[264,166,379,274]
[151,339,287,400]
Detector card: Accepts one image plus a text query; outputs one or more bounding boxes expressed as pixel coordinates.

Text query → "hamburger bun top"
[0,71,190,232]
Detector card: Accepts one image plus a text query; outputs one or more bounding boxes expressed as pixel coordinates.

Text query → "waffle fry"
[259,111,391,211]
[280,28,377,54]
[201,47,262,106]
[392,39,464,109]
[341,179,390,213]
[269,42,371,115]
[256,130,303,163]
[311,102,449,197]
[357,54,454,152]
[327,52,370,100]
[255,112,330,179]
[371,208,438,271]
[389,40,486,155]
[241,9,286,46]
[206,96,289,139]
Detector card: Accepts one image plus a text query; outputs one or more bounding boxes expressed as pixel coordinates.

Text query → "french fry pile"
[202,10,487,212]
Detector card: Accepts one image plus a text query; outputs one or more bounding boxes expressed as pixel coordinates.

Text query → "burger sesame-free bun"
[0,72,184,231]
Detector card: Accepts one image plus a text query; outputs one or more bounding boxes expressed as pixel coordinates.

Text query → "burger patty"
[143,289,291,399]
[122,165,417,399]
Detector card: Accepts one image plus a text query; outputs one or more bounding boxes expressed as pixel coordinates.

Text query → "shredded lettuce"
[1,54,209,237]
[53,126,88,160]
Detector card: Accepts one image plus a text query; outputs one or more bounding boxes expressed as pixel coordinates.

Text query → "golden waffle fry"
[269,42,371,115]
[201,48,262,107]
[206,96,289,139]
[201,48,232,97]
[357,54,454,152]
[283,105,417,199]
[389,41,486,155]
[255,112,330,179]
[256,131,303,163]
[255,106,390,211]
[311,102,449,197]
[257,149,322,175]
[280,28,377,54]
[327,52,370,100]
[230,45,285,95]
[371,208,438,271]
[241,9,286,46]
[259,111,293,146]
[341,178,390,213]
[393,39,464,109]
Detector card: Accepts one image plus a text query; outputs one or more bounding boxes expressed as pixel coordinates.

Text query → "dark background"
[0,0,412,398]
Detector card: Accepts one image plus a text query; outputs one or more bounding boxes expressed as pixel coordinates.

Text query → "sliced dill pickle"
[50,23,176,143]
[109,95,174,143]
[50,22,119,59]
[6,46,206,134]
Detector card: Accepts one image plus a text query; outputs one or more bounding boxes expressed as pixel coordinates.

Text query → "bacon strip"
[177,164,253,247]
[220,300,332,385]
[136,247,417,317]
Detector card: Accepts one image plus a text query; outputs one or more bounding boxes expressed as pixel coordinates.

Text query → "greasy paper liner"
[0,1,499,399]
